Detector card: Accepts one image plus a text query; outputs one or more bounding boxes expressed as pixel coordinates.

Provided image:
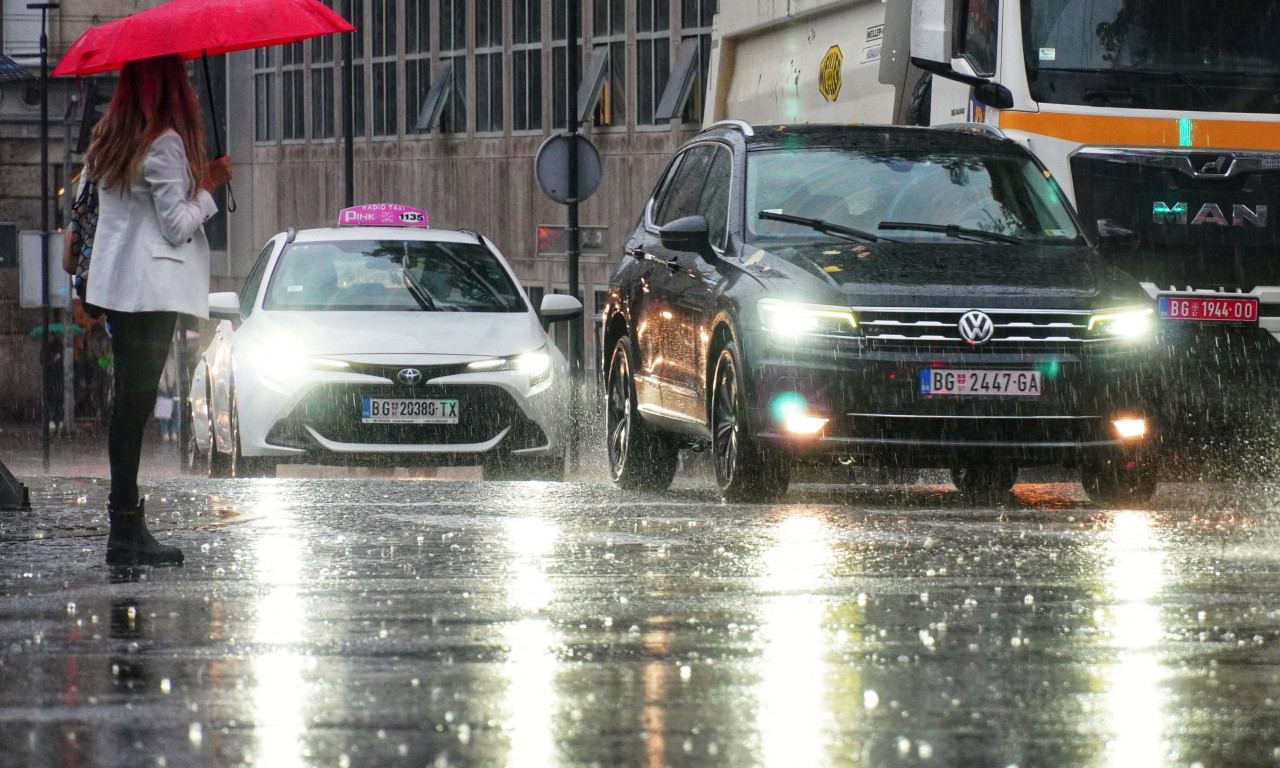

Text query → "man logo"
[958,311,994,345]
[397,368,423,386]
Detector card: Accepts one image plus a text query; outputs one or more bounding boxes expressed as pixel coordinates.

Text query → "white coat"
[85,129,218,318]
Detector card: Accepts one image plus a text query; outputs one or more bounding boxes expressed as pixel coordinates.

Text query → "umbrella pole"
[201,52,236,212]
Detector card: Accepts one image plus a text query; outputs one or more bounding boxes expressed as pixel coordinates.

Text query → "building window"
[371,0,398,137]
[254,47,275,142]
[512,0,541,132]
[592,0,625,128]
[405,0,431,134]
[439,0,467,134]
[681,0,715,123]
[551,0,574,129]
[636,0,669,126]
[311,14,336,139]
[282,42,306,140]
[475,0,503,133]
[345,0,367,138]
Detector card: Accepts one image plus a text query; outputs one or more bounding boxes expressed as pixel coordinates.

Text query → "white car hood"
[248,310,547,360]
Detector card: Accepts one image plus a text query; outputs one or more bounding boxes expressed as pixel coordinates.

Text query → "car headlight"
[244,337,348,393]
[1088,307,1153,340]
[758,298,859,340]
[467,344,553,387]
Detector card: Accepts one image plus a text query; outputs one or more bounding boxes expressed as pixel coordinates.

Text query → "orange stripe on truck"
[997,111,1280,150]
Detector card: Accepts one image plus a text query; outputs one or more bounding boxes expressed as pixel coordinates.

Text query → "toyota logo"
[958,311,994,345]
[397,368,423,386]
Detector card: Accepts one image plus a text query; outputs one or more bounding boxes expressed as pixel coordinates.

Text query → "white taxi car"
[187,204,581,479]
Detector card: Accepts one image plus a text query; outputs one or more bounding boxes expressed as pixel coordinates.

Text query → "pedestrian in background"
[81,53,232,566]
[155,349,179,443]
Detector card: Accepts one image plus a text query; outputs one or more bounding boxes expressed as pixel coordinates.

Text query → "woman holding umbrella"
[81,53,232,566]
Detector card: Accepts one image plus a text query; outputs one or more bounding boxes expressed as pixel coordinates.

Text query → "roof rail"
[933,122,1008,140]
[699,119,755,137]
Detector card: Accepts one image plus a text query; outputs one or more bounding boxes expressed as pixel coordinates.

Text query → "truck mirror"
[974,82,1014,110]
[909,0,953,64]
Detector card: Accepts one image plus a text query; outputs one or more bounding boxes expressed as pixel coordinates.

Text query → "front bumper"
[740,334,1154,467]
[238,359,568,465]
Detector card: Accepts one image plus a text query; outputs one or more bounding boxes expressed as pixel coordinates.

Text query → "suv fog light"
[1112,418,1146,440]
[784,414,828,435]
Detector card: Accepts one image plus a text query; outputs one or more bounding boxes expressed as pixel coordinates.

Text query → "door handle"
[664,258,680,272]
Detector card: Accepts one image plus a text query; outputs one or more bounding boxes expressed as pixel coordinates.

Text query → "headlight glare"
[758,298,858,340]
[1088,307,1153,339]
[467,345,553,386]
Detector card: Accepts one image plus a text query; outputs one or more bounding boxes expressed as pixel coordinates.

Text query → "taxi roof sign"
[338,204,430,227]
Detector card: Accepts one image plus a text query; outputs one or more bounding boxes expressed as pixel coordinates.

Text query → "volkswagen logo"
[397,368,423,386]
[958,311,994,345]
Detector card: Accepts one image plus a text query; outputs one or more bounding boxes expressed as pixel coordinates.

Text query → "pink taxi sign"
[338,204,430,227]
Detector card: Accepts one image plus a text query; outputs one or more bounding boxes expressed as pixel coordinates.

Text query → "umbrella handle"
[201,52,235,214]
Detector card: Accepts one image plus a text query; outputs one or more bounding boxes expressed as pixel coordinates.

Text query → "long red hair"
[84,54,207,193]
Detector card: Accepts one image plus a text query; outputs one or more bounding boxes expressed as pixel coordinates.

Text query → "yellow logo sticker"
[819,46,843,102]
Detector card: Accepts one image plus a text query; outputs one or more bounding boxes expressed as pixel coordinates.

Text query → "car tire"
[230,389,273,479]
[1082,458,1156,507]
[605,336,679,491]
[183,401,203,474]
[207,383,232,479]
[951,463,1017,500]
[710,341,790,503]
[482,451,566,482]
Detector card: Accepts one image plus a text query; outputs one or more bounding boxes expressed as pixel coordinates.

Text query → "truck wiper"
[1123,68,1213,108]
[877,220,1026,245]
[758,210,896,244]
[400,267,438,311]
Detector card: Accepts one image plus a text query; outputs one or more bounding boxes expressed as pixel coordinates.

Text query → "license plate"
[919,369,1042,396]
[1158,295,1258,323]
[361,398,459,424]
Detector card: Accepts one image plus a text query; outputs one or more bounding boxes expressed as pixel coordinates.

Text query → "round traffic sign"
[535,133,603,204]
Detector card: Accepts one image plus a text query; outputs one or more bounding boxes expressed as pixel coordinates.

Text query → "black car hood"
[745,241,1140,308]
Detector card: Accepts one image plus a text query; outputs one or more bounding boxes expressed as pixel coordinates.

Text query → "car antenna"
[285,226,297,244]
[459,229,484,244]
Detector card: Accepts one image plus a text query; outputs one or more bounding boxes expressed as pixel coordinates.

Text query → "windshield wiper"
[758,210,896,244]
[399,267,438,311]
[1123,68,1213,108]
[877,221,1026,245]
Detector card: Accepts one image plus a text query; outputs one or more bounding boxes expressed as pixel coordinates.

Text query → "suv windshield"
[745,147,1081,246]
[263,239,526,312]
[1021,0,1280,112]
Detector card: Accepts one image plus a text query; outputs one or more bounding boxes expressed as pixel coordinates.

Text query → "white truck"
[706,0,1280,450]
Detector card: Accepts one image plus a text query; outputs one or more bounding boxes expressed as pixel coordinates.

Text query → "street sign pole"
[30,2,59,473]
[566,0,582,474]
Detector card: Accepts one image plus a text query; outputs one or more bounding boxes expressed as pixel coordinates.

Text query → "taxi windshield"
[263,239,526,312]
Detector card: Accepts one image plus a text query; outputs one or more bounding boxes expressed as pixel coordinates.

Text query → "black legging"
[106,310,177,511]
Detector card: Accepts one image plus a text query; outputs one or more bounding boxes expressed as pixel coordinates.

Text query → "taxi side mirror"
[540,293,583,324]
[209,291,242,323]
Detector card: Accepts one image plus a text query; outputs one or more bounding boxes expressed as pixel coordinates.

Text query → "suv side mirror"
[539,293,583,324]
[208,291,242,323]
[659,215,715,258]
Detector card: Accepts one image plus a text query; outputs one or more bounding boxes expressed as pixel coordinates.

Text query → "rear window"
[745,146,1081,245]
[263,239,527,312]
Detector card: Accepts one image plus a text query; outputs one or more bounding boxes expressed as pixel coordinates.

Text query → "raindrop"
[188,723,202,745]
[1023,594,1034,605]
[919,742,933,759]
[864,690,880,709]
[66,602,76,615]
[897,738,912,756]
[680,665,692,681]
[339,755,351,768]
[160,679,171,694]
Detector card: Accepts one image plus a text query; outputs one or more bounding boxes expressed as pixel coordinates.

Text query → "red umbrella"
[52,0,353,77]
[52,0,353,211]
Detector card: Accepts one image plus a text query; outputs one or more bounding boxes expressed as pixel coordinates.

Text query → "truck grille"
[856,307,1091,346]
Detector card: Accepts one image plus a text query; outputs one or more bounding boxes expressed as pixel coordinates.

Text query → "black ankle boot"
[106,499,184,566]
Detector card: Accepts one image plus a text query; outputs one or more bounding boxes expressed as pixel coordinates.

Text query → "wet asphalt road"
[3,472,1280,768]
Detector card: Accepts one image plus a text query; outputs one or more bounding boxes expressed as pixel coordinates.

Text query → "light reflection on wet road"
[3,477,1280,767]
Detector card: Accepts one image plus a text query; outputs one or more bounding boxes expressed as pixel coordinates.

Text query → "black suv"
[601,122,1158,503]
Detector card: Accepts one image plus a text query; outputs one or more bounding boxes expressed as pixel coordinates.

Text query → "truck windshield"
[745,147,1081,246]
[1021,0,1280,112]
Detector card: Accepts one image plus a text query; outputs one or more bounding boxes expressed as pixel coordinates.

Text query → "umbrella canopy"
[52,0,354,77]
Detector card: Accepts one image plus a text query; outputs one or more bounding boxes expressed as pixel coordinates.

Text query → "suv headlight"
[758,298,859,340]
[467,344,553,387]
[1088,307,1153,340]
